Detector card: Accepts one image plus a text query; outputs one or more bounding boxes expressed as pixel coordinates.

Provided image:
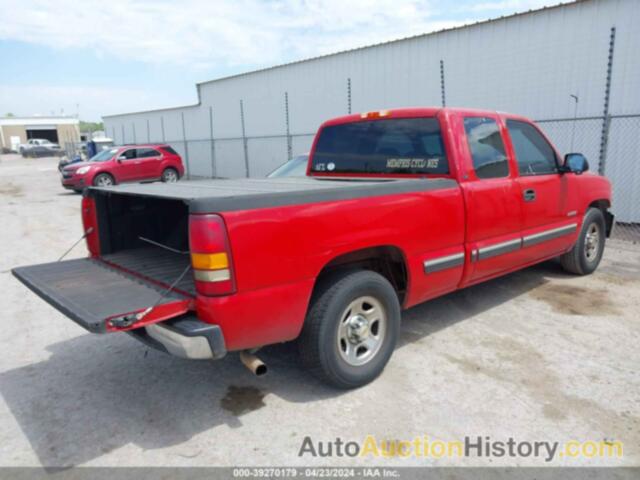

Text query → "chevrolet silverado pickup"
[13,107,613,388]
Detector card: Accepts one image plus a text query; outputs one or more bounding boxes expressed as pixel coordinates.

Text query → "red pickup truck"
[13,107,613,388]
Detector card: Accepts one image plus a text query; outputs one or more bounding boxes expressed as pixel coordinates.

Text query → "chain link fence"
[106,113,639,243]
[536,114,640,243]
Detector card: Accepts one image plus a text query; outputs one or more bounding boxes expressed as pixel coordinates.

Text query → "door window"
[121,149,137,160]
[463,117,509,179]
[506,120,558,175]
[136,148,160,158]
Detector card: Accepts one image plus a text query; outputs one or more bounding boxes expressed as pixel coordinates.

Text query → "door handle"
[523,189,536,202]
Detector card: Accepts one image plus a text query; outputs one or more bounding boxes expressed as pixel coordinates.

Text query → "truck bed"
[12,176,458,334]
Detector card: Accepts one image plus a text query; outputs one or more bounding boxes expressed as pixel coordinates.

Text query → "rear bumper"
[128,316,227,360]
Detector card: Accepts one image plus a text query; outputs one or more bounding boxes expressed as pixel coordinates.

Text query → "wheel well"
[589,199,613,237]
[313,246,408,304]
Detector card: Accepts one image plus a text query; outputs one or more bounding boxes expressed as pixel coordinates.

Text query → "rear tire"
[93,173,115,187]
[161,167,179,183]
[560,207,606,275]
[298,270,400,389]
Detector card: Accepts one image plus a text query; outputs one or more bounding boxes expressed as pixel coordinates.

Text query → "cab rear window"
[311,117,448,175]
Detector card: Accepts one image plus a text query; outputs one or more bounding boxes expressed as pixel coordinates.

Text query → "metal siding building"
[0,117,80,152]
[103,0,640,220]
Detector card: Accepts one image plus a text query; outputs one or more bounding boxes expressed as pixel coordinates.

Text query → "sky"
[0,0,557,121]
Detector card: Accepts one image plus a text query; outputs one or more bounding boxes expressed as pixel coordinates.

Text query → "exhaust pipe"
[240,351,267,376]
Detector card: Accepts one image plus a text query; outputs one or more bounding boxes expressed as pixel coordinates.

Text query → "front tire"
[93,173,115,187]
[298,270,400,389]
[560,207,606,275]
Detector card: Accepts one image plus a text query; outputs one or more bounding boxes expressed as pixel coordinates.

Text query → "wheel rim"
[336,296,387,367]
[96,175,112,186]
[584,222,600,262]
[164,170,178,182]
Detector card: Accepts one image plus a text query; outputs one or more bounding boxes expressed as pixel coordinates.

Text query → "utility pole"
[569,94,579,152]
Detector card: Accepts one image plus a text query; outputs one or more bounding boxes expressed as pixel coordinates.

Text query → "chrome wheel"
[584,222,600,262]
[337,296,386,367]
[95,174,113,186]
[163,169,178,182]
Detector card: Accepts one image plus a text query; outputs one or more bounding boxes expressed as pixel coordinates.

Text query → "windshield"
[267,155,309,178]
[90,148,118,162]
[311,117,448,175]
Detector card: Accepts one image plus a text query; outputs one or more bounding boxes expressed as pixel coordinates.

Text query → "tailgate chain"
[58,227,94,261]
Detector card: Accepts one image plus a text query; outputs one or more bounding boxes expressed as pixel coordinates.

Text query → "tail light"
[81,195,100,256]
[189,214,236,296]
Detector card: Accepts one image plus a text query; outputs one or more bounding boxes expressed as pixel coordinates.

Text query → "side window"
[463,117,509,179]
[121,149,137,160]
[161,146,179,155]
[136,148,159,158]
[506,120,558,175]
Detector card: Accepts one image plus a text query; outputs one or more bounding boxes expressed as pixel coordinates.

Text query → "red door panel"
[136,148,163,179]
[114,148,141,182]
[463,178,525,282]
[504,118,576,262]
[454,113,526,285]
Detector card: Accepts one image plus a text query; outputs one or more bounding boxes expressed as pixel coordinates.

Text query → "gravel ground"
[0,154,638,469]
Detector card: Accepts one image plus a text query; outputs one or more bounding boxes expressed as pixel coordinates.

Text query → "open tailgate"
[12,257,193,333]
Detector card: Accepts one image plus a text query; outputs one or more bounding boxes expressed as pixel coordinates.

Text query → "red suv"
[61,144,184,192]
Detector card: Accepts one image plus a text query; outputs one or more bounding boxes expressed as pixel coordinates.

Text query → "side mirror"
[563,153,589,174]
[116,155,126,162]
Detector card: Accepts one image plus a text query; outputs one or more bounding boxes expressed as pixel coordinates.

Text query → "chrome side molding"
[423,252,465,273]
[477,238,522,261]
[424,223,579,273]
[522,223,577,248]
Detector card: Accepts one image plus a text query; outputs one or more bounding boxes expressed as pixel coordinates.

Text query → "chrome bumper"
[128,316,227,360]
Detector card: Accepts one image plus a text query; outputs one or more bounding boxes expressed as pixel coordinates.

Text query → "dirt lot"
[0,154,639,468]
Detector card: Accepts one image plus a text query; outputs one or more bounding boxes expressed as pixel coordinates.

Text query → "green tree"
[79,120,104,132]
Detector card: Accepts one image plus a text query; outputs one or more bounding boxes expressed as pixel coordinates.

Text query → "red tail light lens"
[81,195,100,256]
[189,214,236,296]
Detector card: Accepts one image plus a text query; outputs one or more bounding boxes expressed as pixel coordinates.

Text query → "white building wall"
[103,0,640,216]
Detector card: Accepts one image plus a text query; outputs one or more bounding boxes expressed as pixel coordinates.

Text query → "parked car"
[60,144,184,192]
[14,107,613,389]
[267,154,309,177]
[58,154,84,172]
[58,139,115,172]
[20,138,63,157]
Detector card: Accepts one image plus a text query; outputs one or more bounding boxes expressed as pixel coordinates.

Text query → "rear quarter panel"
[197,185,465,350]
